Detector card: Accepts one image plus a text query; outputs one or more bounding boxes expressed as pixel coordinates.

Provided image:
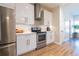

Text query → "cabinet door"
[16,3,34,24]
[44,10,49,25]
[16,4,26,24]
[44,10,53,26]
[46,32,54,45]
[29,34,36,50]
[24,33,36,52]
[17,35,28,55]
[16,4,25,18]
[25,4,34,25]
[48,12,53,26]
[50,32,54,42]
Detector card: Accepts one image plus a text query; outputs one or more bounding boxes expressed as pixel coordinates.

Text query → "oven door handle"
[37,33,46,35]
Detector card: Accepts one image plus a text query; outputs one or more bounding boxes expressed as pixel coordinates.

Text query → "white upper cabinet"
[26,4,34,25]
[44,10,53,26]
[16,3,34,25]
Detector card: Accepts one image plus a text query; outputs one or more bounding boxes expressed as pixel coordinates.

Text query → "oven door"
[0,43,16,56]
[37,33,46,42]
[36,32,46,49]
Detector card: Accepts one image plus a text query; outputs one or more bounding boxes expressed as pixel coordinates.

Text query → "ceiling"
[40,3,67,9]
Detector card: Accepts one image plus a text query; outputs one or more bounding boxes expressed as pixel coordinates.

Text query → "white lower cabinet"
[46,31,54,45]
[17,35,27,55]
[27,34,36,51]
[17,33,36,55]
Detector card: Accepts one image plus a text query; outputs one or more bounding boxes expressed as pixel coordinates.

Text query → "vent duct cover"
[34,3,43,20]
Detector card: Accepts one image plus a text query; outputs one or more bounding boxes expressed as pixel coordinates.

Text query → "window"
[64,15,79,34]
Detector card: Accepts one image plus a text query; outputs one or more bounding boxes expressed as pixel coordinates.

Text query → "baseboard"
[54,42,62,45]
[18,49,36,56]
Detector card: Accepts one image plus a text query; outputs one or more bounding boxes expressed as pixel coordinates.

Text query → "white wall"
[52,6,60,44]
[59,6,65,44]
[16,24,32,32]
[52,6,65,44]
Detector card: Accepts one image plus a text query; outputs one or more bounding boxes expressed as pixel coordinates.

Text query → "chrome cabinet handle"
[27,40,30,45]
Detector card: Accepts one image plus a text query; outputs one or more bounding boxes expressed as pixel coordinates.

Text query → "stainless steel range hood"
[34,3,44,20]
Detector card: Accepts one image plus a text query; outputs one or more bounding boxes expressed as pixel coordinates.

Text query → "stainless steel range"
[36,32,46,49]
[31,27,46,50]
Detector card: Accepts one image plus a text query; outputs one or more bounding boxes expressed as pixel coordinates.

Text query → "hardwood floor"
[22,43,74,56]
